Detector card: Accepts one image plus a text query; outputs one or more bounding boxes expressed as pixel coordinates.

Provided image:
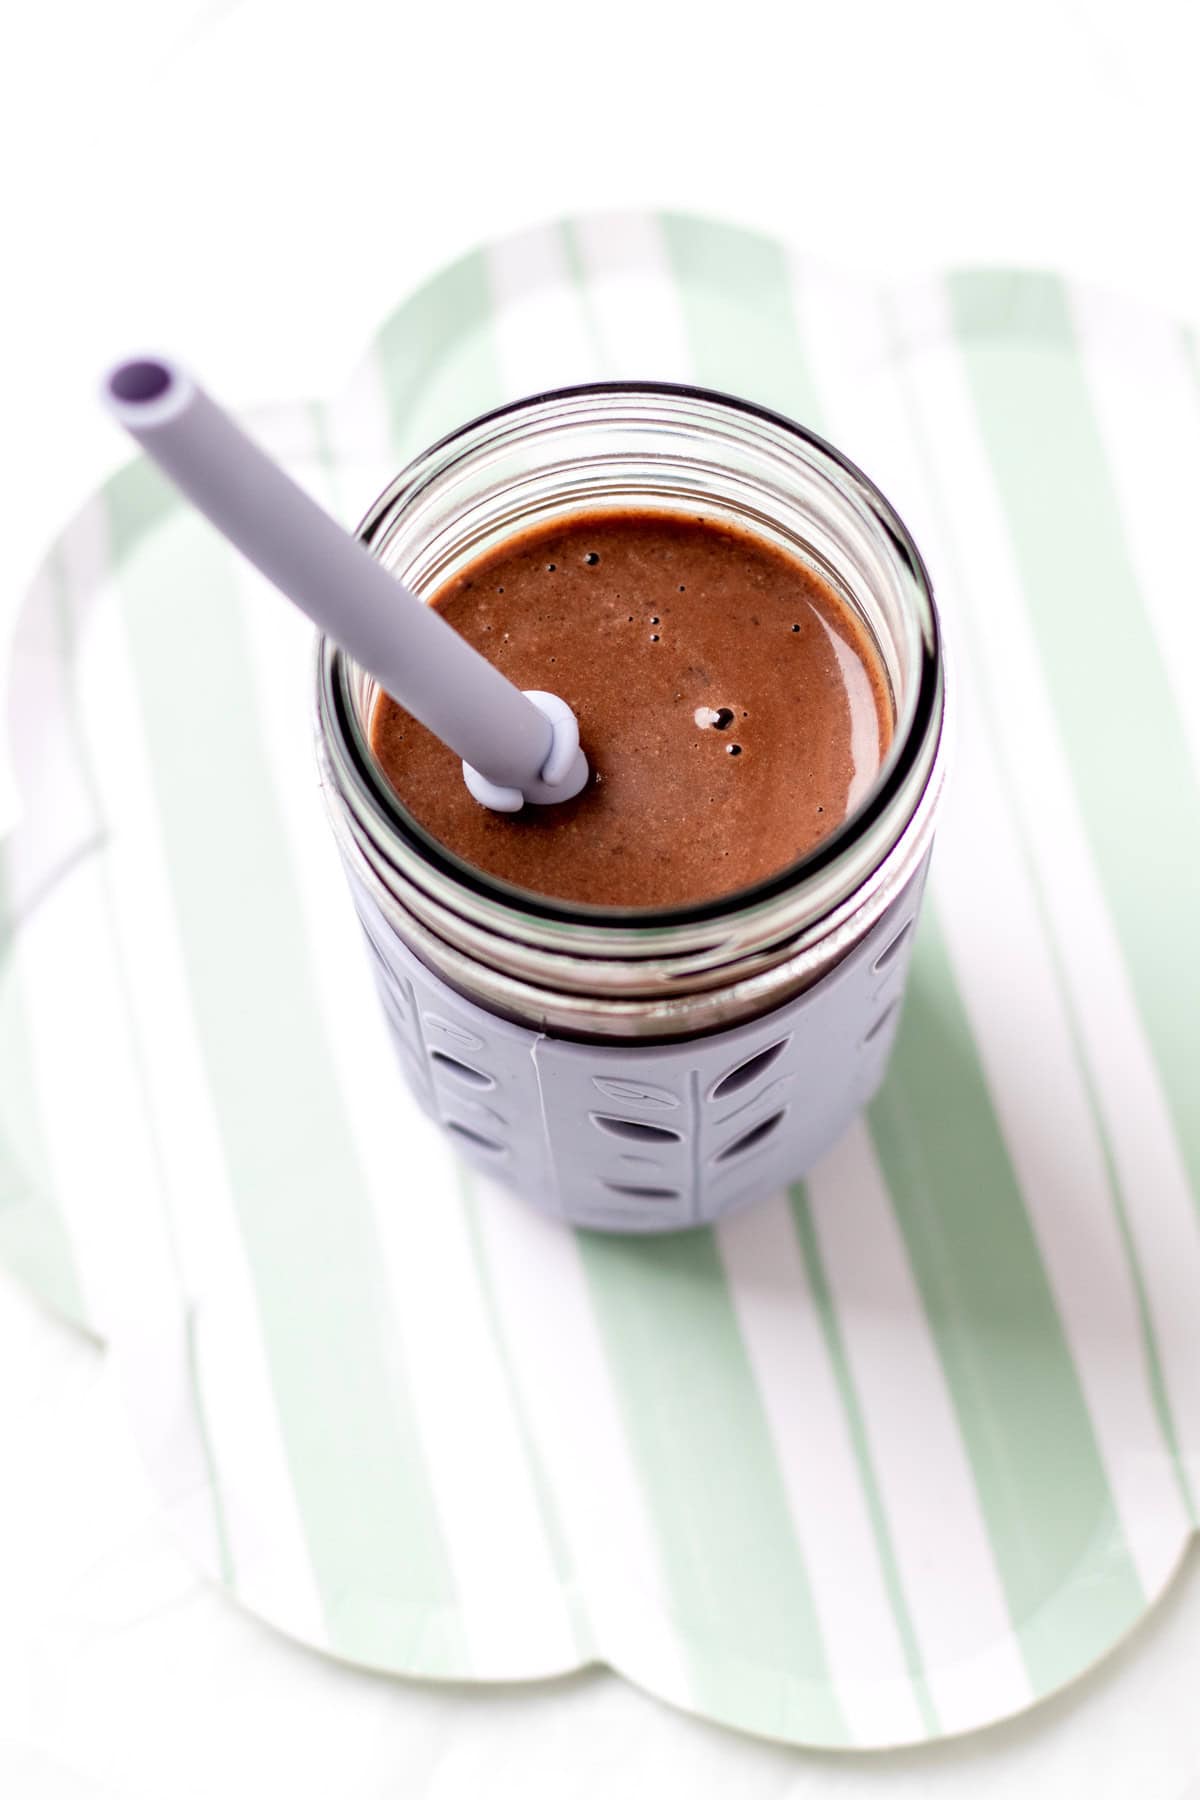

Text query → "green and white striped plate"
[2,214,1198,1749]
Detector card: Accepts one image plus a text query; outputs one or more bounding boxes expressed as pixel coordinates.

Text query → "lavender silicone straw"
[102,357,587,806]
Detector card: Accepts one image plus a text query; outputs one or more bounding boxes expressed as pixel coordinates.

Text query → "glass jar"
[315,383,946,1043]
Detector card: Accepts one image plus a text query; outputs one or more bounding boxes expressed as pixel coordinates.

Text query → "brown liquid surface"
[369,511,893,909]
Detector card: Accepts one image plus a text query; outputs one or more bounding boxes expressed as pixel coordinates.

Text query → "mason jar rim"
[316,379,943,944]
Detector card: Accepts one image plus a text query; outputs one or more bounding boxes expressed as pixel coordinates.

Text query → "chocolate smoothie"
[369,510,893,909]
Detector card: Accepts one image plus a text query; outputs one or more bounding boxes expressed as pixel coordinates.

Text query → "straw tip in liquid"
[461,689,589,812]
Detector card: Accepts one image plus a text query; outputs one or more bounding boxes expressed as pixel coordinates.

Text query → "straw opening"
[108,358,174,405]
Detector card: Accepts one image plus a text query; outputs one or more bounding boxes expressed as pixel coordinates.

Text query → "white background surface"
[3,2,1200,1793]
